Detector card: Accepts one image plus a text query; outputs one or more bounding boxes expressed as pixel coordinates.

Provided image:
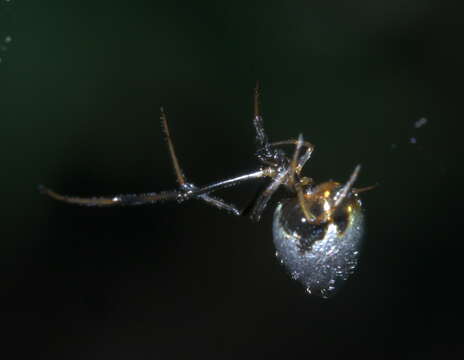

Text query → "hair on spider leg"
[40,84,373,298]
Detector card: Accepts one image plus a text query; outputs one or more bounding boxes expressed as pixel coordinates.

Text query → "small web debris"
[414,117,427,129]
[1,35,12,53]
[410,117,428,145]
[390,117,429,150]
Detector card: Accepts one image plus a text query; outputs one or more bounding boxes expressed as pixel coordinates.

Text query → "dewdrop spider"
[40,85,371,298]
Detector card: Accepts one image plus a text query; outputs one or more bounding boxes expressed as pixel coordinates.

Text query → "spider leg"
[269,138,314,174]
[161,107,246,213]
[352,183,378,194]
[300,165,362,224]
[288,135,316,223]
[38,185,179,206]
[333,164,361,208]
[160,107,187,186]
[253,82,268,148]
[38,183,241,214]
[295,184,316,222]
[286,134,304,187]
[187,169,269,216]
[191,170,267,196]
[248,166,290,222]
[197,194,240,215]
[245,135,315,222]
[253,82,274,160]
[39,169,268,212]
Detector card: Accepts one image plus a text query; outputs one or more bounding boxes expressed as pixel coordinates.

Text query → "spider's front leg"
[161,108,269,216]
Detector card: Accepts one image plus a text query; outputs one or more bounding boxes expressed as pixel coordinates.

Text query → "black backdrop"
[2,1,463,359]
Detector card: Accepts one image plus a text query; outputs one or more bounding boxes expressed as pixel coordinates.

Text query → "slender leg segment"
[248,167,290,222]
[287,134,304,188]
[333,164,361,208]
[38,185,179,206]
[160,107,186,186]
[253,82,269,150]
[352,184,377,194]
[38,169,268,212]
[192,170,267,196]
[160,108,247,215]
[269,138,314,173]
[253,82,277,164]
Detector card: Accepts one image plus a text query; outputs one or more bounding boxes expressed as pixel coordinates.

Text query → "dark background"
[2,1,463,359]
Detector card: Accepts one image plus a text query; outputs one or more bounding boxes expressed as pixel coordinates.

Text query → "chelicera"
[40,85,371,298]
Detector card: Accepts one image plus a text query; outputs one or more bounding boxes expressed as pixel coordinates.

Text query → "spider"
[39,85,371,298]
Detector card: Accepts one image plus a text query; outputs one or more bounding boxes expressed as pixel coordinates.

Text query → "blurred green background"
[2,1,463,359]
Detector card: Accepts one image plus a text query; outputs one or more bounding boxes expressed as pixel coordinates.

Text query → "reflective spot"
[323,200,330,212]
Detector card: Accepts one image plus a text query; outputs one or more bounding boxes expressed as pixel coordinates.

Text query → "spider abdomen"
[272,196,364,298]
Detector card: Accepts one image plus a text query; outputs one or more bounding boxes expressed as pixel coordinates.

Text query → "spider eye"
[272,196,364,298]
